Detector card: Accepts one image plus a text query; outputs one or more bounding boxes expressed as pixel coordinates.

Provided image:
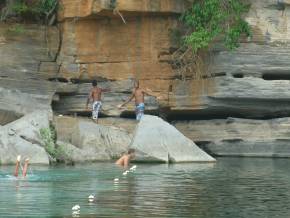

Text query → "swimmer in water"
[115,149,135,168]
[14,155,29,178]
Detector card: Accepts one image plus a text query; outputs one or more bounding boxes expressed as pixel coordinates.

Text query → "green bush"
[40,126,56,158]
[181,0,251,53]
[6,23,26,35]
[2,0,58,23]
[40,125,72,164]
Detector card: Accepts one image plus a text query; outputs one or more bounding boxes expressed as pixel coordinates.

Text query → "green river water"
[0,158,290,217]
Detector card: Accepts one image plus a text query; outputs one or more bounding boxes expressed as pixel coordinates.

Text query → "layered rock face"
[2,0,290,119]
[1,0,290,160]
[52,0,290,119]
[173,0,290,156]
[175,118,290,157]
[53,0,192,116]
[171,0,290,118]
[0,23,59,105]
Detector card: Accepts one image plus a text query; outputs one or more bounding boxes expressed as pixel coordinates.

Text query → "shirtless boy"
[86,80,110,123]
[115,149,135,168]
[118,80,158,121]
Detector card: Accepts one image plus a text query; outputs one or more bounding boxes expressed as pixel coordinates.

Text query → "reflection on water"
[0,158,290,217]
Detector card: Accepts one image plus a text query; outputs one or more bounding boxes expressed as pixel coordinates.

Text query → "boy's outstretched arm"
[118,93,134,109]
[143,88,161,99]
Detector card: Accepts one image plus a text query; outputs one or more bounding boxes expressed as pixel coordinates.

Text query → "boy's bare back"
[115,154,130,168]
[90,87,102,102]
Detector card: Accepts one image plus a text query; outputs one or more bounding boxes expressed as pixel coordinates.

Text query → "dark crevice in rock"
[70,77,113,84]
[53,92,77,97]
[54,24,63,62]
[262,73,290,80]
[168,109,290,121]
[71,111,111,119]
[209,72,227,78]
[168,111,242,121]
[195,141,216,156]
[120,112,136,120]
[120,110,159,119]
[19,135,39,145]
[222,139,244,143]
[232,73,244,78]
[48,77,69,83]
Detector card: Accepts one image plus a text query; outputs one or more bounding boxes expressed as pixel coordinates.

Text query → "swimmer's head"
[128,149,135,158]
[92,80,97,87]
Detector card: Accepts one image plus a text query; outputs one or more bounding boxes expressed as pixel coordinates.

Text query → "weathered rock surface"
[58,0,190,20]
[174,117,290,157]
[53,0,187,115]
[170,75,290,118]
[0,87,53,125]
[53,80,158,116]
[0,111,50,165]
[2,0,290,120]
[54,0,290,119]
[0,23,59,96]
[0,23,59,123]
[130,115,215,162]
[168,0,290,118]
[54,116,132,161]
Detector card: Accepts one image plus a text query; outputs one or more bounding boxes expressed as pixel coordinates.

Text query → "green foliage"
[5,0,58,22]
[40,125,72,164]
[12,1,29,15]
[40,126,56,158]
[181,0,251,53]
[6,23,25,34]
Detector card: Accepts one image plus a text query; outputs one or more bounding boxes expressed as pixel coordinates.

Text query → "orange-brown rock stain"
[57,0,215,113]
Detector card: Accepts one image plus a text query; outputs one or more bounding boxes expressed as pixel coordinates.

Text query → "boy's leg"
[22,158,29,177]
[136,104,145,121]
[14,155,21,177]
[92,102,102,123]
[136,110,143,121]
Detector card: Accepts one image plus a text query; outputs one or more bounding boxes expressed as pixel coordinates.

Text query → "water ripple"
[0,158,290,217]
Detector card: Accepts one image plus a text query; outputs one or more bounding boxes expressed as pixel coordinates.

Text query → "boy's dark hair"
[92,80,97,87]
[128,149,135,154]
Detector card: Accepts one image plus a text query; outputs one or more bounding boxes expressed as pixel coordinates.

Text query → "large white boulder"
[130,115,216,163]
[0,111,50,165]
[54,116,133,162]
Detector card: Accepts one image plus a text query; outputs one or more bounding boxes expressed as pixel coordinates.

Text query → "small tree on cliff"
[172,0,251,80]
[0,0,58,24]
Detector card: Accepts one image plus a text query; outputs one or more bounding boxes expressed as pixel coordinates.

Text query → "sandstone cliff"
[1,0,290,158]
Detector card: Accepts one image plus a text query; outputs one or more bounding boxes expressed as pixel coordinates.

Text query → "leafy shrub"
[1,0,58,23]
[181,0,251,53]
[40,125,56,158]
[6,23,26,34]
[40,125,72,164]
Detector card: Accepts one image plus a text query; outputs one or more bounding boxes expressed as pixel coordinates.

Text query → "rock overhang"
[58,0,190,21]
